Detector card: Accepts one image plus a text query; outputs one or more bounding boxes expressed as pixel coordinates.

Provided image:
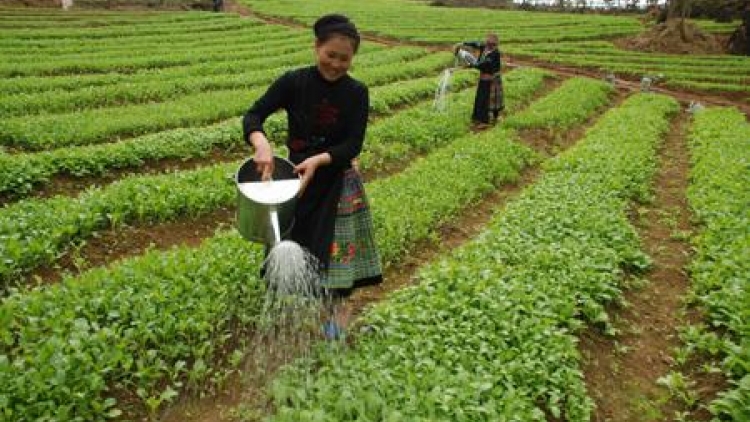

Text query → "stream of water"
[245,209,329,384]
[434,67,454,112]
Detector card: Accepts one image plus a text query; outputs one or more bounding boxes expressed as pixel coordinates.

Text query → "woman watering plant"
[242,14,382,339]
[454,33,504,129]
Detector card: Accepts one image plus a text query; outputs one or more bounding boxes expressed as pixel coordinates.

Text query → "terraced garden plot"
[505,41,750,94]
[242,0,750,97]
[1,3,749,421]
[679,108,750,421]
[247,0,644,45]
[267,92,679,421]
[0,67,555,419]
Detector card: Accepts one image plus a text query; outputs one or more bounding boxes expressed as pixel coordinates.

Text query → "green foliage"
[370,126,537,267]
[269,93,679,421]
[0,51,453,151]
[362,67,550,168]
[0,67,548,286]
[684,107,750,419]
[245,0,642,43]
[0,67,552,419]
[504,76,613,130]
[0,126,535,421]
[0,34,380,96]
[0,44,422,117]
[505,42,750,94]
[0,232,265,421]
[0,68,463,199]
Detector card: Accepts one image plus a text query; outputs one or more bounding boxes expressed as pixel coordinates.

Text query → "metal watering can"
[235,157,301,246]
[456,48,477,67]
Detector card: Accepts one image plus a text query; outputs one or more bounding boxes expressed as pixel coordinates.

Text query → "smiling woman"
[242,14,383,335]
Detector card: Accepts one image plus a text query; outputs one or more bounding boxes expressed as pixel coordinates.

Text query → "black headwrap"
[313,14,360,52]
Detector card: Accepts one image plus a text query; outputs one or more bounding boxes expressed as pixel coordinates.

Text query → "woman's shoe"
[322,320,345,341]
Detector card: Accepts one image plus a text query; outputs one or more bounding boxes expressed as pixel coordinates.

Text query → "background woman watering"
[454,32,505,129]
[242,14,383,339]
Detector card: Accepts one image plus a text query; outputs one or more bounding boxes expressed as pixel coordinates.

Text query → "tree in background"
[667,0,692,20]
[727,1,750,55]
[666,0,691,41]
[684,0,744,20]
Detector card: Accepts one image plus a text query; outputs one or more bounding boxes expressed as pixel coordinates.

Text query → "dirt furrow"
[0,148,247,207]
[579,106,707,421]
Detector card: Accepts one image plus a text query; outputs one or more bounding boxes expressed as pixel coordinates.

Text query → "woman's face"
[485,35,498,49]
[315,35,355,82]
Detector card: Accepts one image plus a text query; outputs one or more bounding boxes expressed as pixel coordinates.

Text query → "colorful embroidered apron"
[321,168,382,289]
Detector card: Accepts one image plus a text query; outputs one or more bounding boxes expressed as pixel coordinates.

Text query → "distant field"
[243,0,750,94]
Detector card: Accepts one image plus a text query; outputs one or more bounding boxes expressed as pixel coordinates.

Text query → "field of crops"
[0,1,748,421]
[247,0,750,96]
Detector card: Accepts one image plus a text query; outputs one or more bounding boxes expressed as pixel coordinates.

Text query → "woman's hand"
[249,132,274,181]
[295,153,331,194]
[351,158,360,174]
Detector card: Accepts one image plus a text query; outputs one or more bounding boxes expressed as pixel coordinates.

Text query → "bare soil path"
[579,108,721,421]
